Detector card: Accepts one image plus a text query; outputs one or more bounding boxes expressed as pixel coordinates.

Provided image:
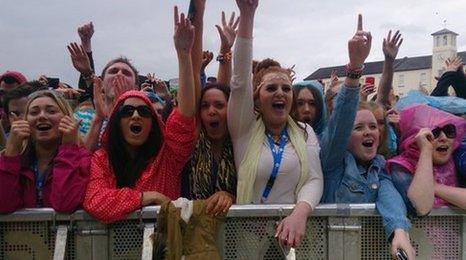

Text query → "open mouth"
[130,123,142,134]
[362,139,374,148]
[272,102,286,110]
[436,145,449,153]
[36,123,52,131]
[209,121,220,129]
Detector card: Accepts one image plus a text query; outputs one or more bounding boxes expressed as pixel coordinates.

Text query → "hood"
[100,90,165,146]
[293,80,327,135]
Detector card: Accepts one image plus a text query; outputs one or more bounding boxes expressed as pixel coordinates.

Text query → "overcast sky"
[1,0,466,86]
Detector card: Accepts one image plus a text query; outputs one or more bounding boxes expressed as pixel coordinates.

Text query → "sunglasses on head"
[432,124,456,139]
[119,105,152,118]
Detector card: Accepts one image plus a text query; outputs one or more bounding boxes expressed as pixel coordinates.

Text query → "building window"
[398,74,405,88]
[443,35,448,45]
[436,36,440,47]
[420,73,427,86]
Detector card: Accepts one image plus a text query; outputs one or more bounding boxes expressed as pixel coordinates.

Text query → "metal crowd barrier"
[1,204,465,259]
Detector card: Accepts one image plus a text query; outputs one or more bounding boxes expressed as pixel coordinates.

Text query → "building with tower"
[305,28,464,97]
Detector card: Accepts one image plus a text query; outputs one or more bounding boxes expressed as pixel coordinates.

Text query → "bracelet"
[345,64,365,79]
[82,71,95,81]
[216,51,232,63]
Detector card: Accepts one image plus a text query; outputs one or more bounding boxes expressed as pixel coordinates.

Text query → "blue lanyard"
[261,126,288,202]
[32,161,47,208]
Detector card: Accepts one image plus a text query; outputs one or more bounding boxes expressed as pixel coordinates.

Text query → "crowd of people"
[1,0,466,259]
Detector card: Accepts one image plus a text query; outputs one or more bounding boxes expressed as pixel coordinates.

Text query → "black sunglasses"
[432,124,456,139]
[119,105,152,118]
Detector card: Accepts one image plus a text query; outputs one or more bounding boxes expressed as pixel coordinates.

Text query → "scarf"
[236,116,309,204]
[189,129,237,199]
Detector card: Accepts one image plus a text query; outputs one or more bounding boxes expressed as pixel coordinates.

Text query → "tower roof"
[431,28,459,36]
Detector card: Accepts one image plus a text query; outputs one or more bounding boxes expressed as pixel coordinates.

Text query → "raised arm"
[83,77,106,152]
[227,0,258,143]
[215,11,240,85]
[320,14,371,173]
[174,6,196,117]
[189,0,206,110]
[77,22,95,87]
[376,30,402,108]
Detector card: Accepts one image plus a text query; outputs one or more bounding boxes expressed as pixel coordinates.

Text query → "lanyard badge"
[261,127,289,202]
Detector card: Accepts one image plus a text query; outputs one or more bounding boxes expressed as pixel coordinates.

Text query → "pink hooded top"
[386,104,466,207]
[84,91,196,223]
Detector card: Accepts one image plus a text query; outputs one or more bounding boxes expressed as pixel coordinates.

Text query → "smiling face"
[200,88,228,142]
[348,109,380,163]
[296,87,317,125]
[26,96,65,144]
[431,128,455,165]
[119,97,153,149]
[258,71,293,128]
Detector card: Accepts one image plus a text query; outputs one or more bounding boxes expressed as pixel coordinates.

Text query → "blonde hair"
[20,90,75,153]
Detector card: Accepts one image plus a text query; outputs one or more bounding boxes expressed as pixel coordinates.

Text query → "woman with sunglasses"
[0,90,90,213]
[387,104,466,214]
[83,7,196,223]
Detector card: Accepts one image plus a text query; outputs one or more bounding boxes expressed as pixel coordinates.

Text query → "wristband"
[216,51,232,63]
[345,64,365,79]
[82,71,95,81]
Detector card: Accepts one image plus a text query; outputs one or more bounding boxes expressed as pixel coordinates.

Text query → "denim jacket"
[319,85,411,238]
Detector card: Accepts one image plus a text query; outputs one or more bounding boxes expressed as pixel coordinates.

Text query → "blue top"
[319,85,411,238]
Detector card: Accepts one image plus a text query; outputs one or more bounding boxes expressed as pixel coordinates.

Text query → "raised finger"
[229,12,236,26]
[180,12,186,28]
[357,14,363,31]
[221,11,227,27]
[233,16,240,30]
[397,38,403,48]
[387,30,392,42]
[174,6,179,26]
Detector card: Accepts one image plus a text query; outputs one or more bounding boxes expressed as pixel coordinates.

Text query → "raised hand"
[77,22,94,52]
[92,77,107,120]
[215,11,240,51]
[174,6,195,54]
[113,75,133,100]
[5,112,30,156]
[235,0,258,16]
[348,14,372,69]
[445,56,463,72]
[59,116,81,144]
[360,83,376,101]
[67,42,93,75]
[383,30,403,61]
[201,51,214,71]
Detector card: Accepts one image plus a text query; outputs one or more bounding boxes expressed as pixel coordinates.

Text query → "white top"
[228,37,323,209]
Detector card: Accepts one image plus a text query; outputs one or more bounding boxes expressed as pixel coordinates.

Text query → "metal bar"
[1,205,466,222]
[141,223,155,260]
[462,216,466,260]
[53,225,68,260]
[77,229,108,236]
[327,225,362,231]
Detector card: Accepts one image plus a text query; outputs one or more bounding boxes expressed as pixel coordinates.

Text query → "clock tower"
[431,28,458,88]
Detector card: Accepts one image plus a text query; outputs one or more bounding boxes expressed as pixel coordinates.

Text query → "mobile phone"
[365,76,375,86]
[188,0,195,20]
[46,77,60,89]
[396,249,408,260]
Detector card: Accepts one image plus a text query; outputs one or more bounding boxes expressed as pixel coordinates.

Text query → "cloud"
[1,0,465,85]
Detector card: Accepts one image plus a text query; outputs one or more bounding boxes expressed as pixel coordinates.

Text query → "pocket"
[336,176,367,203]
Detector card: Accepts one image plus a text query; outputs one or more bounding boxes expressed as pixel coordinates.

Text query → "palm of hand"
[174,28,194,52]
[383,44,398,59]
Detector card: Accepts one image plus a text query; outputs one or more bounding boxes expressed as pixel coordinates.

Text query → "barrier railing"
[1,204,465,259]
